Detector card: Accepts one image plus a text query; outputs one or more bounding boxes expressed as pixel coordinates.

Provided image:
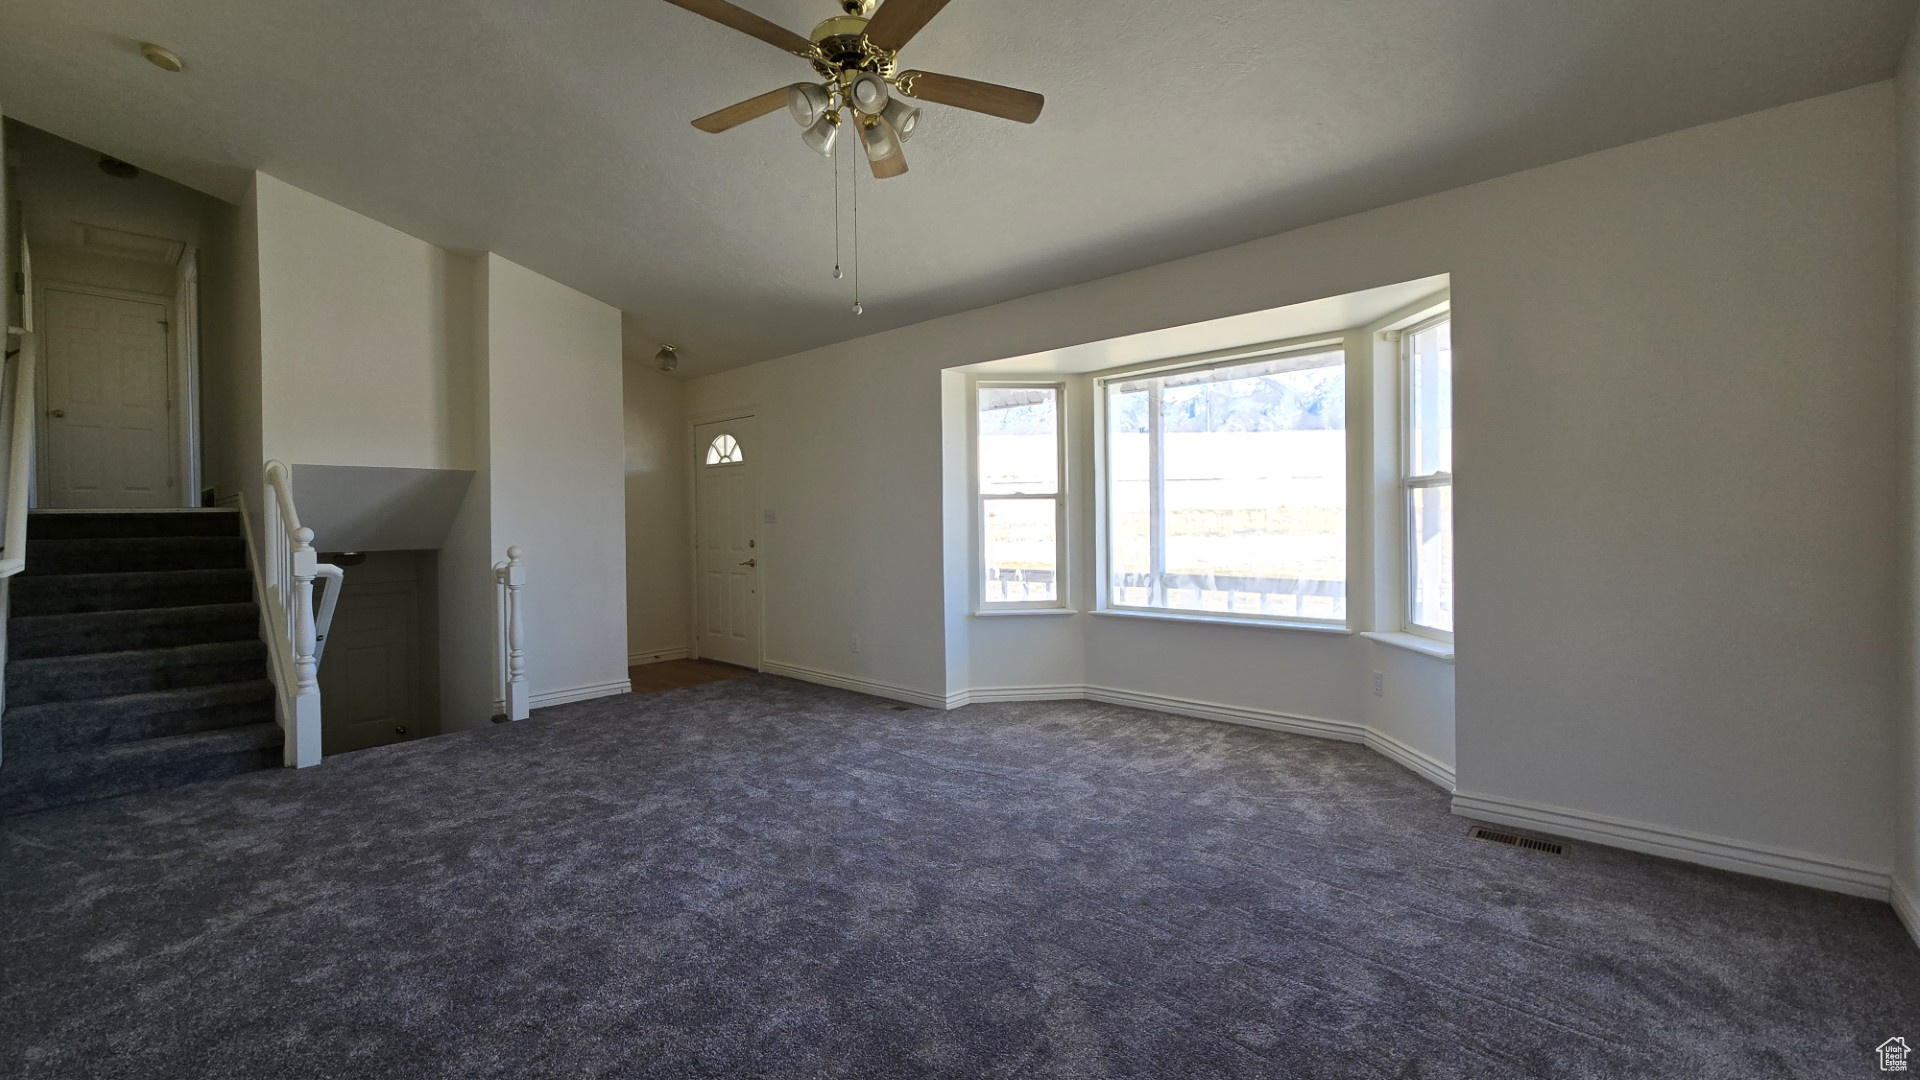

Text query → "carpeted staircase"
[0,510,282,815]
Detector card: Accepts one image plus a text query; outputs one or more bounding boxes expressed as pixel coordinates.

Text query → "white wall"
[691,83,1901,892]
[255,174,474,472]
[482,255,628,706]
[1898,11,1920,934]
[232,176,630,727]
[436,257,495,732]
[691,354,951,696]
[200,178,262,513]
[624,359,690,664]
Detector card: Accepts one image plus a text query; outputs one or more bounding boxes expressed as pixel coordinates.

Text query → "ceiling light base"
[808,17,897,82]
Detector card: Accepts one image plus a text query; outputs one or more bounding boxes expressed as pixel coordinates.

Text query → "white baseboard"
[760,661,950,710]
[1451,789,1892,901]
[1893,876,1920,949]
[1083,685,1366,746]
[1363,728,1458,791]
[948,683,1457,793]
[530,679,633,709]
[950,684,1086,707]
[628,647,691,666]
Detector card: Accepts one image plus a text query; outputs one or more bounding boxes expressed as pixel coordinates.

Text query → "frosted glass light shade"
[801,114,840,156]
[848,72,890,115]
[881,97,919,141]
[858,114,902,163]
[787,83,831,127]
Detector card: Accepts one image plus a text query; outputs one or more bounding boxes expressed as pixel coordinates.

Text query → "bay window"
[1101,346,1347,624]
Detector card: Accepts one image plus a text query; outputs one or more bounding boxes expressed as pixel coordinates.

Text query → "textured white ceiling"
[0,0,1908,376]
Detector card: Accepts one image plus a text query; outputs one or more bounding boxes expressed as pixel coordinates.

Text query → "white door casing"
[172,251,203,504]
[40,285,176,509]
[693,416,761,668]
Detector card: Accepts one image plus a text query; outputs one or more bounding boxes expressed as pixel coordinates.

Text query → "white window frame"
[972,380,1068,612]
[1400,311,1454,642]
[1094,340,1350,629]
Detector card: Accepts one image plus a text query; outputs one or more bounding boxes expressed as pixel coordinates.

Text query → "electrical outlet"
[1371,671,1384,697]
[851,634,861,653]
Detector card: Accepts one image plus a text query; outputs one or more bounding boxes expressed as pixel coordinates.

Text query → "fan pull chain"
[832,128,843,281]
[851,152,863,315]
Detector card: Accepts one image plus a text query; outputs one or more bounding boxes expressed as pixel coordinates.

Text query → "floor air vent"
[1469,826,1567,856]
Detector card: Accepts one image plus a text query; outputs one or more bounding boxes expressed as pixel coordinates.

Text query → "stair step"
[7,640,269,708]
[2,681,277,757]
[0,723,282,816]
[9,602,260,660]
[23,536,247,576]
[27,510,241,541]
[9,568,254,616]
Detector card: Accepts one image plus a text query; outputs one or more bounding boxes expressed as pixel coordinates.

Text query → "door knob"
[738,559,757,567]
[48,409,64,419]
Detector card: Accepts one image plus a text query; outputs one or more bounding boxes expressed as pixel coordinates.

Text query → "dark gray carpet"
[2,676,1915,1079]
[1,510,279,815]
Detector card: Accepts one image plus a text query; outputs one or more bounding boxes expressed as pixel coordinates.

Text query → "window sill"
[1361,631,1455,662]
[1090,609,1353,636]
[973,608,1080,618]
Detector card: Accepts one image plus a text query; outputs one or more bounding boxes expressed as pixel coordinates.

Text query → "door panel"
[319,580,422,755]
[694,417,760,668]
[43,288,175,508]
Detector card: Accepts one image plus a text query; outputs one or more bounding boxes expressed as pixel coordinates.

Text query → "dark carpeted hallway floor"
[2,676,1915,1078]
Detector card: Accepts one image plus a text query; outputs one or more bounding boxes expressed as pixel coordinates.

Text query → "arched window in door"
[705,433,744,466]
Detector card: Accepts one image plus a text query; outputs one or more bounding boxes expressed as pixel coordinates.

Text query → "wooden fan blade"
[864,0,952,52]
[897,70,1044,124]
[868,143,908,179]
[660,0,815,56]
[692,87,790,133]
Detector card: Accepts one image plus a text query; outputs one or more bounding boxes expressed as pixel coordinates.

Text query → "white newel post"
[288,526,322,767]
[503,546,529,721]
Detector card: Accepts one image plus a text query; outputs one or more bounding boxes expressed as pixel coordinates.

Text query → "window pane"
[1408,319,1451,476]
[1409,484,1453,633]
[983,497,1058,603]
[705,433,743,466]
[1107,387,1152,606]
[1105,352,1347,621]
[979,387,1058,495]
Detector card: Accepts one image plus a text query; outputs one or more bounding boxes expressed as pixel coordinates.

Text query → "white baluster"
[503,546,529,721]
[291,526,318,695]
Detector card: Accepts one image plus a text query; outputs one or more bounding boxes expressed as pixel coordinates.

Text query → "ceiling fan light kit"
[666,0,1045,312]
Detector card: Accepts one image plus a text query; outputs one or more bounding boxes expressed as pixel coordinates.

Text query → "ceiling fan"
[664,0,1045,179]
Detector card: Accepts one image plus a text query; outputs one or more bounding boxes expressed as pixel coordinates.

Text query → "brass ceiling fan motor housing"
[808,15,897,83]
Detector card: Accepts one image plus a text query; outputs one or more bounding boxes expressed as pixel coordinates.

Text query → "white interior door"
[694,416,761,668]
[42,286,175,508]
[318,578,423,756]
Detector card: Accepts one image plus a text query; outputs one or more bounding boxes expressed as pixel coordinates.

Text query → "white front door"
[694,416,761,668]
[42,287,175,508]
